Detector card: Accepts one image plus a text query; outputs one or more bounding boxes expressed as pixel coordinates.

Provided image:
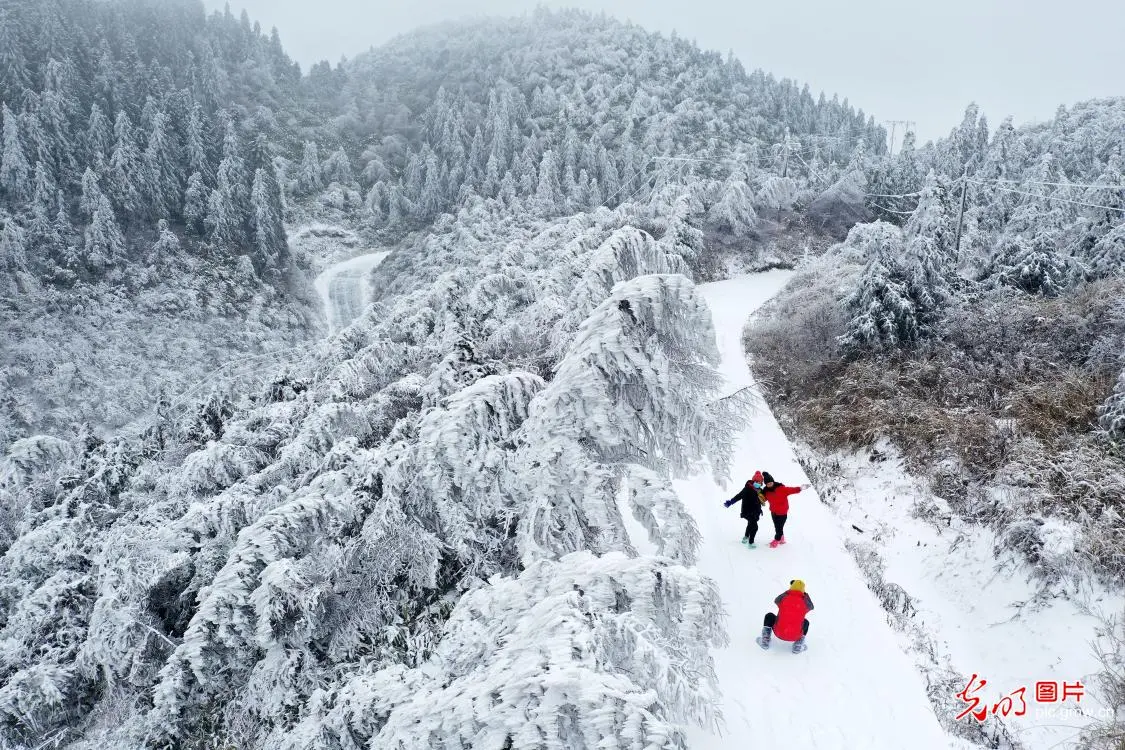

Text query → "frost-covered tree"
[183,171,208,236]
[533,148,562,214]
[285,552,725,750]
[839,253,940,354]
[251,166,286,274]
[324,147,353,185]
[83,194,127,272]
[709,167,758,237]
[297,140,322,194]
[0,102,30,200]
[144,111,181,220]
[107,111,145,222]
[989,233,1072,296]
[185,103,212,181]
[1099,369,1125,440]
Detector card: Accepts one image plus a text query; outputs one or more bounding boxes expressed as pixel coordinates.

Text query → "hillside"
[0,0,321,445]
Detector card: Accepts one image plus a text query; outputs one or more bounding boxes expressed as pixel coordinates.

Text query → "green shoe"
[740,537,749,546]
[746,543,757,549]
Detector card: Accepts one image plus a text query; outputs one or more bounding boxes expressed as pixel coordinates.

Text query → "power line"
[965,178,1125,214]
[863,190,923,199]
[970,175,1125,191]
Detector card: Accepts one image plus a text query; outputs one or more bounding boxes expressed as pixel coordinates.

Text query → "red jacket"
[763,484,801,515]
[773,590,814,641]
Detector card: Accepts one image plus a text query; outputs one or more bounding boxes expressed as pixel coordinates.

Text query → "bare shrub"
[1080,618,1125,750]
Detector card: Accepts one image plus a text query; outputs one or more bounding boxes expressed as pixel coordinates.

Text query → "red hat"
[752,471,763,483]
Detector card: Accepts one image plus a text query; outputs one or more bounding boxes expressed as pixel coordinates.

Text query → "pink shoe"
[769,539,780,548]
[779,536,787,544]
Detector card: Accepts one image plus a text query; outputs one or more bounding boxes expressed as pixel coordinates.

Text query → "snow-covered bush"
[1098,368,1125,441]
[284,552,726,750]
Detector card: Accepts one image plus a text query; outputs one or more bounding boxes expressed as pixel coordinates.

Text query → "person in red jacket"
[757,579,814,653]
[760,471,810,548]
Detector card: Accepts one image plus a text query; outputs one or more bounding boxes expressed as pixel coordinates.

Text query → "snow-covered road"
[678,272,962,749]
[313,251,391,334]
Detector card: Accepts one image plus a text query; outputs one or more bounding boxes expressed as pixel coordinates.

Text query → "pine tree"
[0,219,29,286]
[0,10,31,99]
[217,120,250,223]
[28,161,61,254]
[84,103,111,168]
[989,233,1072,296]
[325,147,353,185]
[206,185,240,251]
[83,194,127,272]
[144,111,181,220]
[0,102,30,201]
[149,218,180,268]
[297,140,322,195]
[108,111,144,223]
[533,149,561,214]
[839,252,941,355]
[250,167,286,275]
[186,103,212,181]
[183,171,208,236]
[709,167,758,237]
[79,167,104,220]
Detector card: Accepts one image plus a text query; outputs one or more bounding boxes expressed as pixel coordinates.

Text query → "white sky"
[208,0,1125,147]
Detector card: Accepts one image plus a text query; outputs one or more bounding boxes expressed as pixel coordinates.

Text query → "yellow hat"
[789,579,806,593]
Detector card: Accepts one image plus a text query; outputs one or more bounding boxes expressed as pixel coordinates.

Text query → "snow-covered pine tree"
[28,161,62,257]
[838,251,939,355]
[708,166,758,237]
[183,171,208,236]
[84,103,112,168]
[0,101,30,201]
[297,140,322,195]
[143,111,181,220]
[185,103,212,181]
[83,193,127,273]
[533,148,562,214]
[989,232,1072,296]
[285,552,726,750]
[250,166,286,275]
[517,273,738,561]
[108,111,145,224]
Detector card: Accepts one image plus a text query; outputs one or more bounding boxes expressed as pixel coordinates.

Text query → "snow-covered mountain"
[1,2,1122,749]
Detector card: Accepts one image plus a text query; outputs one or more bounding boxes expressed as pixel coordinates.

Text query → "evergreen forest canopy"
[0,1,1123,749]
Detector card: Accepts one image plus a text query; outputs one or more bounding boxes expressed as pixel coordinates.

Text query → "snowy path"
[679,272,960,749]
[313,251,391,334]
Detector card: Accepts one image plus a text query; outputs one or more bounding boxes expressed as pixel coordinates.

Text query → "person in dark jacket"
[757,579,814,653]
[723,470,765,547]
[760,471,810,547]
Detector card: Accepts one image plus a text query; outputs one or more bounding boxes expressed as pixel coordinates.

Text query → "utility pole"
[953,168,969,257]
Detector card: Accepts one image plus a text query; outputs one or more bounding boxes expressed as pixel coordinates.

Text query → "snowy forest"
[1,0,1123,748]
[750,98,1125,586]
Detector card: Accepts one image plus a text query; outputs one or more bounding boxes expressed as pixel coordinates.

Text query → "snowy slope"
[815,444,1118,749]
[313,251,391,333]
[676,272,963,749]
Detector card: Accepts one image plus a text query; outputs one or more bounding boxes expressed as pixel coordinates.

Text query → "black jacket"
[725,481,764,520]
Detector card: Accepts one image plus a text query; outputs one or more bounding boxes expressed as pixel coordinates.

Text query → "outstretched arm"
[724,486,751,507]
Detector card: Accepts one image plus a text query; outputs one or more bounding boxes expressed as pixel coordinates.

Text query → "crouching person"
[757,579,813,654]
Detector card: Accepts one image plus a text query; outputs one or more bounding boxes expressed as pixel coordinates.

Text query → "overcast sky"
[207,0,1124,147]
